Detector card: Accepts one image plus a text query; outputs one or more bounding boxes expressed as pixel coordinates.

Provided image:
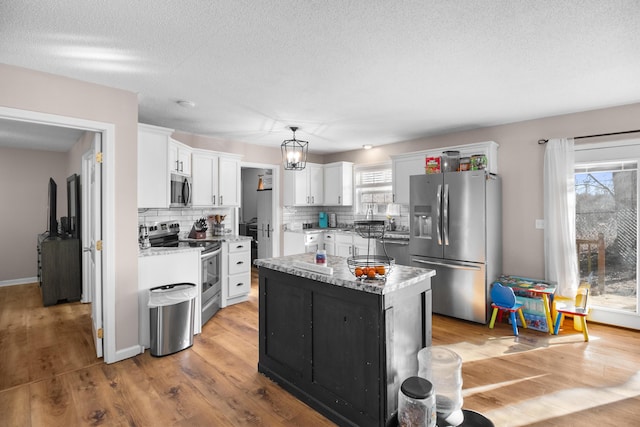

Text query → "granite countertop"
[254,253,435,295]
[179,234,252,243]
[139,246,202,258]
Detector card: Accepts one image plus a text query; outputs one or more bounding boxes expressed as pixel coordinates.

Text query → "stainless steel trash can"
[148,283,198,357]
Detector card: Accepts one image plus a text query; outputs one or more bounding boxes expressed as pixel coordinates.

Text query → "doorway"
[575,138,640,330]
[0,106,117,362]
[240,163,280,260]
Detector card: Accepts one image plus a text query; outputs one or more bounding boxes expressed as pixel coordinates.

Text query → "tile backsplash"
[283,205,409,230]
[138,207,236,237]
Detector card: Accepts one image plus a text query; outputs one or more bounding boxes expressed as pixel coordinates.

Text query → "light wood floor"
[1,271,639,426]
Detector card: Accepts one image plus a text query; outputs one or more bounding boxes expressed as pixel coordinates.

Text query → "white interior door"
[82,133,103,358]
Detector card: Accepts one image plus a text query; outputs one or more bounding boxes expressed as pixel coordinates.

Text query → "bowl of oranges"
[347,255,394,280]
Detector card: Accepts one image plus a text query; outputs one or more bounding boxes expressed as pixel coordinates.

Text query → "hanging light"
[281,126,308,171]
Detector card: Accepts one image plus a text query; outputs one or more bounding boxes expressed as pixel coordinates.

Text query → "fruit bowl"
[347,255,394,280]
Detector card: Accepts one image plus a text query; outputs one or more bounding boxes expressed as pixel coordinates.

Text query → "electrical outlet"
[535,219,545,229]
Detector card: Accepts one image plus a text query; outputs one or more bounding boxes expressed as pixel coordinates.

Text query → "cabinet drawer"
[228,250,251,275]
[305,232,321,245]
[228,240,251,253]
[227,272,251,298]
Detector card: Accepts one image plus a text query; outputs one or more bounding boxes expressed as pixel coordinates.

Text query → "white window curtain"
[543,138,579,297]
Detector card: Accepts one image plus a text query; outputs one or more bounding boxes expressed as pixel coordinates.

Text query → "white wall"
[0,63,140,353]
[0,147,67,282]
[324,102,640,279]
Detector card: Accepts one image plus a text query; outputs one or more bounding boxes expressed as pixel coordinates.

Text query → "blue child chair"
[489,282,527,336]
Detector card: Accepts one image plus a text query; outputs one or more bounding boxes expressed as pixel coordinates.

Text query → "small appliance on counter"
[319,212,328,228]
[139,224,151,249]
[328,213,337,228]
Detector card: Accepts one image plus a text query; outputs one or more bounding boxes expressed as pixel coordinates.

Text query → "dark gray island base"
[254,253,435,427]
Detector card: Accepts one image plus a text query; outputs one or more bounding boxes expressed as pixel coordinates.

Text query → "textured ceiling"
[1,0,640,153]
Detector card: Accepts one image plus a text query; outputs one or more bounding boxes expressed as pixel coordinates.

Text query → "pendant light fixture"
[281,126,308,171]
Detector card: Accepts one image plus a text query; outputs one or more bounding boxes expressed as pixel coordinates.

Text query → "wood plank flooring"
[1,270,639,426]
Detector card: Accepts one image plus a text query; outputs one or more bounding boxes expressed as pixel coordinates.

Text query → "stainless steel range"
[147,221,222,325]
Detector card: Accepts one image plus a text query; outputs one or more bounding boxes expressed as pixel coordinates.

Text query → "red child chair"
[489,282,527,336]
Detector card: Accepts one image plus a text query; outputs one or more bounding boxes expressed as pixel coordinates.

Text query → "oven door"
[201,247,222,325]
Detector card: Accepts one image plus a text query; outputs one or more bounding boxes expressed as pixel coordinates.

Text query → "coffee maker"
[319,212,328,228]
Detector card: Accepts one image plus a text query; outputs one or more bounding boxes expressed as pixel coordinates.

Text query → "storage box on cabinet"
[391,141,499,205]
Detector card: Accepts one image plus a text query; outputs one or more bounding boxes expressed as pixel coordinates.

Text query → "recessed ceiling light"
[362,144,373,150]
[177,100,196,108]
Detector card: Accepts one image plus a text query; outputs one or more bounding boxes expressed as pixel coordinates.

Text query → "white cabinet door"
[283,163,324,206]
[308,164,324,205]
[169,139,192,175]
[323,232,336,255]
[138,124,171,208]
[335,233,353,257]
[283,231,306,256]
[392,156,425,205]
[324,162,353,206]
[192,152,219,206]
[218,156,240,206]
[353,235,376,257]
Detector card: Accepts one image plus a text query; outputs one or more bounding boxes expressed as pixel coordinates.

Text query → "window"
[354,163,393,215]
[575,140,640,330]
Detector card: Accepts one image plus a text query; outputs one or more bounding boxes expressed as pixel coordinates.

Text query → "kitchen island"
[254,253,435,427]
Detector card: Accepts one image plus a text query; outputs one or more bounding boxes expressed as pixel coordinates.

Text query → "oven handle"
[201,247,222,260]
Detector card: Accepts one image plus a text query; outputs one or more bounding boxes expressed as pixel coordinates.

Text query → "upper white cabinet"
[391,156,425,205]
[218,156,241,207]
[283,163,324,206]
[192,150,241,207]
[169,139,192,176]
[138,124,171,209]
[323,161,353,206]
[391,141,499,205]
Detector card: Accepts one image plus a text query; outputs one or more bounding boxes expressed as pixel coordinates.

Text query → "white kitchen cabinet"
[391,156,425,205]
[169,138,192,176]
[391,141,499,205]
[283,162,324,206]
[335,232,376,258]
[323,231,336,255]
[353,235,376,257]
[138,123,171,208]
[218,156,241,206]
[192,150,241,207]
[283,231,322,256]
[324,161,353,206]
[335,233,354,257]
[222,239,251,307]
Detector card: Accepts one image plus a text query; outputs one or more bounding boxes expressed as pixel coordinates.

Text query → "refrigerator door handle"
[436,184,442,245]
[443,183,449,246]
[412,258,482,271]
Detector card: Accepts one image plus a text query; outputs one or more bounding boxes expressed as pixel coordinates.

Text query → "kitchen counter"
[179,234,252,243]
[254,252,434,295]
[138,246,202,257]
[256,253,434,427]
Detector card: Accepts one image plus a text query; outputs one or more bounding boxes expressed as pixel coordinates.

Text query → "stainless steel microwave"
[170,173,192,208]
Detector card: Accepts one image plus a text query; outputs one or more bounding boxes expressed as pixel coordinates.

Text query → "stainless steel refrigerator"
[409,171,502,323]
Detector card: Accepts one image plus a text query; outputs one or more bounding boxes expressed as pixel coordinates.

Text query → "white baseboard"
[110,345,145,364]
[0,277,38,287]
